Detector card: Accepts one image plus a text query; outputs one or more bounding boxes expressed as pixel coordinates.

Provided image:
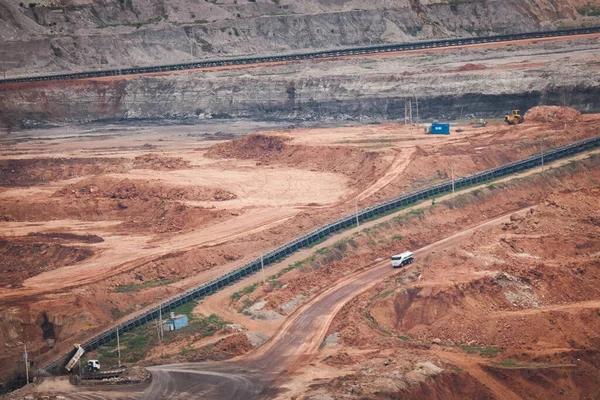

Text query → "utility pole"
[2,52,6,79]
[355,198,360,228]
[260,254,265,285]
[155,297,164,343]
[24,342,29,384]
[159,303,163,342]
[415,96,419,126]
[116,326,121,367]
[541,151,544,172]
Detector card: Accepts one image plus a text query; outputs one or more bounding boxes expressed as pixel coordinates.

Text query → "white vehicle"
[391,251,414,268]
[88,360,100,371]
[65,344,85,372]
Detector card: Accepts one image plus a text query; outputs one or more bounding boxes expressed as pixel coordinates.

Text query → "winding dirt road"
[139,209,530,400]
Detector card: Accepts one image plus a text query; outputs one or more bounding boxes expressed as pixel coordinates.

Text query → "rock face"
[1,36,599,127]
[1,0,599,77]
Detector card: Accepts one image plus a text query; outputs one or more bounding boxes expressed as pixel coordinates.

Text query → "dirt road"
[139,209,529,400]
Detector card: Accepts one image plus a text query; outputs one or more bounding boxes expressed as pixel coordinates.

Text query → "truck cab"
[391,251,414,268]
[88,360,100,371]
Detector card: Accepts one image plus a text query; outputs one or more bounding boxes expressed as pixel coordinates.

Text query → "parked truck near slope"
[391,251,414,268]
[64,344,85,372]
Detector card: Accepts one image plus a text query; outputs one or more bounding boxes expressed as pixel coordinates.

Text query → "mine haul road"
[141,209,529,400]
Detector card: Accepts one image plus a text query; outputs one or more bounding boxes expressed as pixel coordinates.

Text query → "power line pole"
[2,52,6,79]
[159,303,163,342]
[24,342,29,384]
[415,96,419,126]
[355,198,360,228]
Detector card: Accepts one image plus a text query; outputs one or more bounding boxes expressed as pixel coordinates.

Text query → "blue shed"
[165,314,188,331]
[431,123,450,134]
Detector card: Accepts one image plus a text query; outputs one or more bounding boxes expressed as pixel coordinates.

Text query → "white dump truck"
[65,344,85,372]
[391,251,414,268]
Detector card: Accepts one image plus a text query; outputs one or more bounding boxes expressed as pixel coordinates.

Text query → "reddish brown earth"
[294,160,600,399]
[0,107,599,388]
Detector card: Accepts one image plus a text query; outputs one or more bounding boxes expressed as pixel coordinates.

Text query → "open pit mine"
[1,1,600,399]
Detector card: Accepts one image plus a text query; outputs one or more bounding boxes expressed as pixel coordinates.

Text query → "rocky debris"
[244,331,269,347]
[323,332,339,348]
[96,366,151,385]
[242,300,283,320]
[493,272,540,308]
[524,106,582,123]
[279,295,306,315]
[222,324,245,334]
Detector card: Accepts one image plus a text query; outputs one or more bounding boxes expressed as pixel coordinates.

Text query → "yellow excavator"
[505,110,524,125]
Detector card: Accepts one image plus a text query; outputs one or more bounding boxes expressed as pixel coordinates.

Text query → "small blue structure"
[430,123,450,135]
[164,314,188,332]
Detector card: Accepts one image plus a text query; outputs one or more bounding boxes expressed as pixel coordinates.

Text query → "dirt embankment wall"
[1,0,598,77]
[1,59,599,127]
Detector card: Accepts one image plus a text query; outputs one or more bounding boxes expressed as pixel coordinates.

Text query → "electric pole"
[355,198,360,228]
[415,96,419,126]
[24,342,29,384]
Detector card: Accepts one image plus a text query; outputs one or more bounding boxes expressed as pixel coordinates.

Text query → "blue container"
[431,123,450,134]
[168,315,188,330]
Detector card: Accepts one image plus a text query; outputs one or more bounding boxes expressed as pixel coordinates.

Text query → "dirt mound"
[0,237,94,286]
[55,177,236,202]
[132,154,191,170]
[1,196,227,234]
[484,350,600,400]
[323,351,356,366]
[0,157,128,187]
[458,63,487,72]
[192,333,253,362]
[206,134,290,159]
[397,371,495,400]
[206,133,386,188]
[524,106,582,123]
[26,232,104,243]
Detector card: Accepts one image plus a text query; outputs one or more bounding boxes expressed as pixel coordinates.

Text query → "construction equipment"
[64,344,85,372]
[391,251,414,268]
[505,110,524,125]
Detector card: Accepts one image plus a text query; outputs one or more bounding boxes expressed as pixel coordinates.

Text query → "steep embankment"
[1,0,599,77]
[1,36,599,127]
